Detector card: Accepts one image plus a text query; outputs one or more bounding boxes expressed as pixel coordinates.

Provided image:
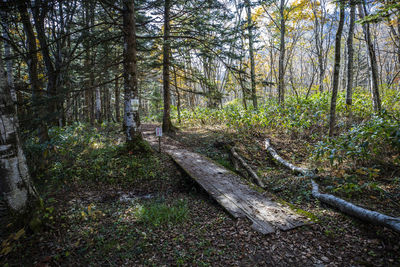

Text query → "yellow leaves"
[355,169,368,175]
[80,203,105,221]
[355,168,380,179]
[88,203,92,214]
[0,228,25,256]
[14,229,25,240]
[0,245,12,256]
[252,7,265,23]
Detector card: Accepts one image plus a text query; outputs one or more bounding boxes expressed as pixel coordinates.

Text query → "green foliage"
[313,114,400,166]
[174,89,377,134]
[24,122,163,186]
[174,88,400,168]
[130,199,189,227]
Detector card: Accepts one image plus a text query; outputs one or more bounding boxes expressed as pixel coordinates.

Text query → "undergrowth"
[24,122,163,188]
[174,88,400,169]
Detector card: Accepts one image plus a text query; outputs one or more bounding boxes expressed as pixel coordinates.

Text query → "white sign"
[155,127,162,137]
[131,98,140,111]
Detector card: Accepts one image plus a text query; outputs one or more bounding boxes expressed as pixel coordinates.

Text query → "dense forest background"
[1,0,399,133]
[1,0,400,265]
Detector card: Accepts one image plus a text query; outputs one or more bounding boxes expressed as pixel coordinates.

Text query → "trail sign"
[131,98,139,111]
[155,127,162,137]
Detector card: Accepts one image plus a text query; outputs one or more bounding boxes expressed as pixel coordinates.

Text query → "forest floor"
[1,123,400,266]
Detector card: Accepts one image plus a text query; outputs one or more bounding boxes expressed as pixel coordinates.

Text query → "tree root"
[264,138,400,233]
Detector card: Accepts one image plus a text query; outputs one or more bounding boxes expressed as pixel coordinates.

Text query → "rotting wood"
[264,138,400,233]
[230,147,265,188]
[142,127,309,234]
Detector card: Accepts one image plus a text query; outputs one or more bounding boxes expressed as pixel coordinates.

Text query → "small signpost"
[131,98,140,111]
[155,127,162,152]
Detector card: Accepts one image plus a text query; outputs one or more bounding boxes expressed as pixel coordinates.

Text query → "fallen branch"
[311,180,400,233]
[264,138,400,233]
[230,147,265,188]
[264,139,314,177]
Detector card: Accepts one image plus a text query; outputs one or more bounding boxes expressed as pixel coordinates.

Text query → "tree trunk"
[0,47,38,213]
[246,0,257,109]
[122,0,143,147]
[173,66,181,124]
[106,86,111,122]
[19,1,48,142]
[358,1,381,112]
[0,10,16,103]
[162,0,174,133]
[115,74,120,123]
[346,0,356,110]
[32,0,58,126]
[95,87,101,123]
[278,0,286,106]
[328,1,345,137]
[83,2,94,124]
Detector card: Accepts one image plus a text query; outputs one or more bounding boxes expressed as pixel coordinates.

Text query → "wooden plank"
[142,128,309,234]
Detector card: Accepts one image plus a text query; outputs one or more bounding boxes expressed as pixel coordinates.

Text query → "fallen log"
[264,138,400,233]
[264,138,314,177]
[230,147,265,188]
[311,180,400,233]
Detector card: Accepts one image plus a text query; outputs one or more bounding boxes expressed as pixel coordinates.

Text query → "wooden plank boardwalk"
[143,126,309,234]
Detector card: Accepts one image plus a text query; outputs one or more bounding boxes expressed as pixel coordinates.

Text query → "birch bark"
[0,47,37,213]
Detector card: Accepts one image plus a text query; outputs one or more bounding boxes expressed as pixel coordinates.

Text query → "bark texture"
[358,1,381,112]
[162,0,174,133]
[0,47,37,213]
[115,74,120,123]
[122,0,142,144]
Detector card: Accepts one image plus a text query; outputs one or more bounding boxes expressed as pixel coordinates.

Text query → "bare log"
[264,138,314,177]
[264,138,400,233]
[230,147,265,188]
[311,180,400,233]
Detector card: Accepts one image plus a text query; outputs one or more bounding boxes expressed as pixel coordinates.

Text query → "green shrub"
[312,114,400,166]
